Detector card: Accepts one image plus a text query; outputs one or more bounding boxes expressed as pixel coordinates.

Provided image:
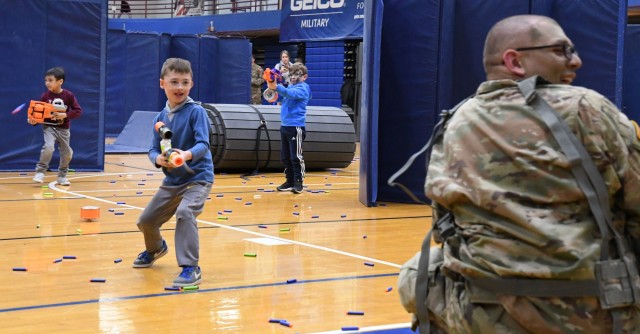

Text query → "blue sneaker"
[173,266,202,287]
[132,240,168,268]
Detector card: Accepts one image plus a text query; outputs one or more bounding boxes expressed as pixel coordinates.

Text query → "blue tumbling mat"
[105,111,158,154]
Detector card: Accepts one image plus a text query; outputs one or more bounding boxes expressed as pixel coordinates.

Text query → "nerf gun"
[155,121,184,167]
[262,68,282,103]
[28,98,66,125]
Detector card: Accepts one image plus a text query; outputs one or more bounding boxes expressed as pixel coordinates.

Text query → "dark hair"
[45,67,65,81]
[160,58,193,78]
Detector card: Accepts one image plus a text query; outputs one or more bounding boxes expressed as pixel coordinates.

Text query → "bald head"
[483,15,562,77]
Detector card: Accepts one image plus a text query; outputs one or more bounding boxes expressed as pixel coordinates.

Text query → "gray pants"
[36,126,73,177]
[136,181,212,267]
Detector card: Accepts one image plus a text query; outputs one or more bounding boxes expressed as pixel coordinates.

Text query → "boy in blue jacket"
[132,58,214,287]
[268,63,311,194]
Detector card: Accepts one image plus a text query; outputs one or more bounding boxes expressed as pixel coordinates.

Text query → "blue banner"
[280,0,364,42]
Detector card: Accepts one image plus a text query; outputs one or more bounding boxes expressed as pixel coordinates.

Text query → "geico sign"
[291,0,345,11]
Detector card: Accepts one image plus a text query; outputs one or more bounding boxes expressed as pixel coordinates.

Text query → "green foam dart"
[182,285,199,291]
[279,228,290,232]
[244,253,257,257]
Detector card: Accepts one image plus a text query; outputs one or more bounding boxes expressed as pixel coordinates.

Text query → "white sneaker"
[57,177,70,186]
[33,172,45,183]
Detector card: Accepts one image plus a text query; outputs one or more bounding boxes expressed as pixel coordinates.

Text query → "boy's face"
[289,70,307,85]
[160,70,193,108]
[44,75,63,93]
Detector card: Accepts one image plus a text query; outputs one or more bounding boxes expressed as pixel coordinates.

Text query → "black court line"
[0,215,431,242]
[0,272,399,314]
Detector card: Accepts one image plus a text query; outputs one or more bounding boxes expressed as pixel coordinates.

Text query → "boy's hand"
[155,154,169,167]
[267,80,277,90]
[27,118,37,125]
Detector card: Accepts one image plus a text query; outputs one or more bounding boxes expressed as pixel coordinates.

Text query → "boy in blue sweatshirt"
[132,58,214,287]
[268,63,311,194]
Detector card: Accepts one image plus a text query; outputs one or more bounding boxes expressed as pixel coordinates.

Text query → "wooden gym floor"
[0,150,431,333]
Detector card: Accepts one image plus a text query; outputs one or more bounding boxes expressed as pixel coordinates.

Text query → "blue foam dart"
[347,311,364,315]
[165,286,180,291]
[258,225,268,228]
[90,278,106,283]
[364,262,374,267]
[63,255,77,259]
[268,319,285,323]
[342,327,359,331]
[286,279,297,284]
[114,259,123,263]
[224,210,233,213]
[12,267,27,271]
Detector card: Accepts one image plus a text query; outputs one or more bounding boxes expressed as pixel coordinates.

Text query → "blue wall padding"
[125,32,167,128]
[0,0,105,171]
[359,0,384,206]
[106,30,128,136]
[216,38,252,104]
[374,0,443,203]
[198,35,220,103]
[170,34,202,101]
[624,25,640,122]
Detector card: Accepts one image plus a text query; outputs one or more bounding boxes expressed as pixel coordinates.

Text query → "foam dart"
[342,327,359,331]
[114,259,122,263]
[279,228,290,232]
[244,253,257,257]
[364,262,375,267]
[347,311,364,315]
[386,287,393,292]
[165,286,181,291]
[90,278,106,283]
[268,319,285,323]
[12,267,27,271]
[182,285,199,291]
[53,258,62,263]
[286,279,297,284]
[63,255,77,259]
[11,102,26,115]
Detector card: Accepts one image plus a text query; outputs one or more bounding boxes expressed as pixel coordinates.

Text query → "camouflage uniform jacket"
[251,63,264,104]
[424,79,640,332]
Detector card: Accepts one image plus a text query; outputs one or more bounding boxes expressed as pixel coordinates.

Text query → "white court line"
[308,322,412,333]
[47,176,402,269]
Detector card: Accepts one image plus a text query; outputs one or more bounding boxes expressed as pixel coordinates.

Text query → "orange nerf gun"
[262,68,283,103]
[28,99,66,125]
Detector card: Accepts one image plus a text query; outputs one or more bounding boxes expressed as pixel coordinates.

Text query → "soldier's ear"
[503,49,525,77]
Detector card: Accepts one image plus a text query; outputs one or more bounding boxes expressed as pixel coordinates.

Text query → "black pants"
[280,126,306,182]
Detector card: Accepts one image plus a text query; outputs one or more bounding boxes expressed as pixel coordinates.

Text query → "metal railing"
[109,0,281,18]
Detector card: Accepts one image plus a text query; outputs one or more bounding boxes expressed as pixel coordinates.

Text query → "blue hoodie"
[149,97,214,185]
[276,81,311,127]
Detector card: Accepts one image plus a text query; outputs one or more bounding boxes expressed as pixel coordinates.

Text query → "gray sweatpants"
[136,181,212,267]
[36,125,73,177]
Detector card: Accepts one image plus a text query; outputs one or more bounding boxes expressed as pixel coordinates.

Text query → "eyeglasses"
[515,43,577,61]
[166,79,192,88]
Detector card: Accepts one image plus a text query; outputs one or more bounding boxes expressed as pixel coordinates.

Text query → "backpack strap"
[387,96,473,204]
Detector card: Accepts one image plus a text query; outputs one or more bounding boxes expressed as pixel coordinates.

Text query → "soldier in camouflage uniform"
[251,56,264,104]
[413,15,640,333]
